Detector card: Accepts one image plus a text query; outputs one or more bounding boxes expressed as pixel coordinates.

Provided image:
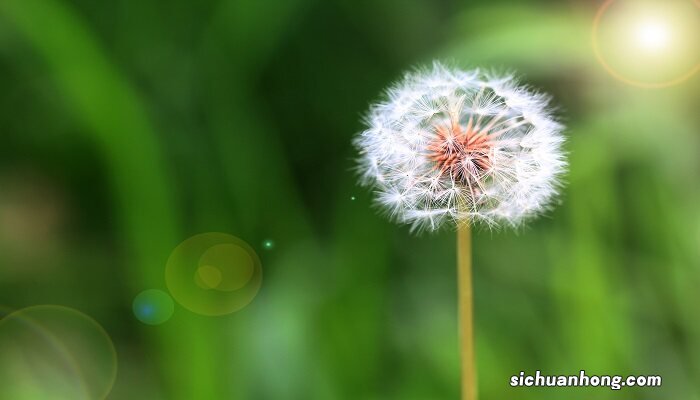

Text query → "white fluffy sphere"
[354,62,567,231]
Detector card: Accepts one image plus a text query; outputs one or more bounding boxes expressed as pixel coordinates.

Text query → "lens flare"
[132,289,175,325]
[592,0,700,88]
[165,233,262,316]
[0,306,117,400]
[262,239,275,251]
[634,20,670,51]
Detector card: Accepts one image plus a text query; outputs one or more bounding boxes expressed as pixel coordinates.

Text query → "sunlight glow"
[634,20,671,51]
[592,0,700,88]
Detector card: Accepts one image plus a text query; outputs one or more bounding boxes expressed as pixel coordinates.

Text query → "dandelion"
[355,62,565,231]
[353,62,566,400]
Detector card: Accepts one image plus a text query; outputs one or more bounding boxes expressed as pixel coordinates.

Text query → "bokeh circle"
[0,305,117,400]
[132,289,175,325]
[165,233,262,316]
[592,0,700,88]
[261,239,275,251]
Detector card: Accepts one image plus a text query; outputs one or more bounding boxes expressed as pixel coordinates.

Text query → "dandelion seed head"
[354,62,567,232]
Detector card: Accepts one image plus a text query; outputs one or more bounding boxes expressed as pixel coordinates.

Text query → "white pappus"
[354,62,567,232]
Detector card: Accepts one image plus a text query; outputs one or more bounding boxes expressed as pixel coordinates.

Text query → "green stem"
[458,223,476,400]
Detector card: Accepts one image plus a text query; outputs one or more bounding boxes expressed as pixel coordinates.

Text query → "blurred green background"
[0,0,699,399]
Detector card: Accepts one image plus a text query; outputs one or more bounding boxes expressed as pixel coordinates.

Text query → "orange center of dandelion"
[427,116,494,187]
